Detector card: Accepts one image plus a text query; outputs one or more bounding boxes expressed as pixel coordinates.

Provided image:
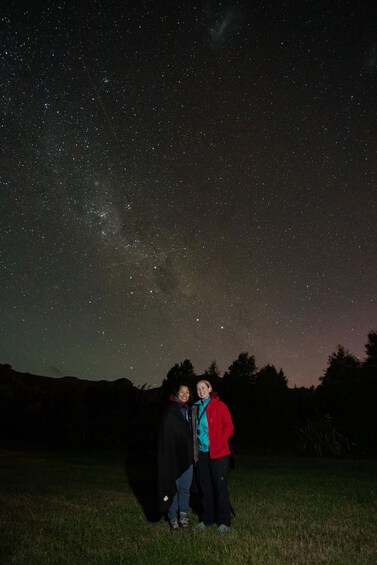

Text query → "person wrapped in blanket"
[157,383,193,530]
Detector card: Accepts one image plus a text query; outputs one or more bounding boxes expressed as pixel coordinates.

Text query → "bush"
[297,414,352,458]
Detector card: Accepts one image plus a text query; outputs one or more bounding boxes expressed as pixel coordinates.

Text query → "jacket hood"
[169,394,190,408]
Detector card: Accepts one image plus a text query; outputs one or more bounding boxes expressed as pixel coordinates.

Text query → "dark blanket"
[157,401,193,514]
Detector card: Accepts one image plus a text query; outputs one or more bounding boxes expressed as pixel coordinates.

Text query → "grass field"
[1,447,376,564]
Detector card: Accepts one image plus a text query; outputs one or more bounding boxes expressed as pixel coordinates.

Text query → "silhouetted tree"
[317,345,362,452]
[319,345,361,391]
[162,359,196,396]
[223,352,256,385]
[254,364,288,391]
[222,352,256,444]
[359,331,377,453]
[318,345,361,417]
[252,365,291,447]
[204,361,221,379]
[364,331,377,373]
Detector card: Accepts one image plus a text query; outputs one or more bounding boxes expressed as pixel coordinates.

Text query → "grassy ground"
[0,448,376,564]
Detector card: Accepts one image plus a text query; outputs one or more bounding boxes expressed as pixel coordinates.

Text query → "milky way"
[1,1,376,386]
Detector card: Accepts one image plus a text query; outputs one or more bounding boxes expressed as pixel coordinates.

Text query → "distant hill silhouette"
[0,362,135,390]
[0,363,162,449]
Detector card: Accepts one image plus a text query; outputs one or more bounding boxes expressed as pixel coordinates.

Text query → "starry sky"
[1,0,376,388]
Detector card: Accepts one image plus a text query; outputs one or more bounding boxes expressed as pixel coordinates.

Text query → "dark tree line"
[154,331,377,457]
[1,331,376,457]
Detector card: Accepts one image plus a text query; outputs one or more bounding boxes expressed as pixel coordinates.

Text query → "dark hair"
[173,382,192,398]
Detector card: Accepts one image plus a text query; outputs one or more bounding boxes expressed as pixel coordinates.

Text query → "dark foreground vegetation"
[0,331,376,457]
[1,448,376,564]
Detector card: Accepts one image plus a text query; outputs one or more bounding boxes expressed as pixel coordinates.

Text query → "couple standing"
[158,379,234,532]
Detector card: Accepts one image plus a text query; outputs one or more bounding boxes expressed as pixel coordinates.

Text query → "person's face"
[197,381,211,400]
[178,386,190,403]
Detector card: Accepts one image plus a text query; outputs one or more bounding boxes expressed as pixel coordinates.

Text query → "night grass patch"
[1,449,377,564]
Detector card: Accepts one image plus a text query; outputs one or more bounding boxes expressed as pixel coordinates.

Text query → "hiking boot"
[218,524,231,533]
[169,518,179,531]
[179,512,189,529]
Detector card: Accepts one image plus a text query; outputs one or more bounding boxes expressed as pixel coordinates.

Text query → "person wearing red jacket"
[192,379,234,532]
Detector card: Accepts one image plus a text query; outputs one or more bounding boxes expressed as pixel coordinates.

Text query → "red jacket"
[206,394,234,459]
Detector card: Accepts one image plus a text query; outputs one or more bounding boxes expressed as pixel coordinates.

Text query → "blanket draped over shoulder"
[157,401,193,513]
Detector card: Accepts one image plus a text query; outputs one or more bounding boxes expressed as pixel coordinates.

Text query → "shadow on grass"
[124,448,202,524]
[124,449,162,522]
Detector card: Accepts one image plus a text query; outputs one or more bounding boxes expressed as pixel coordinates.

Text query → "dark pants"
[197,451,231,527]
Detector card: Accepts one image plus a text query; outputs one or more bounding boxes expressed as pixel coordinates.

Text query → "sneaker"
[218,524,231,533]
[170,519,179,531]
[196,522,207,531]
[179,512,189,529]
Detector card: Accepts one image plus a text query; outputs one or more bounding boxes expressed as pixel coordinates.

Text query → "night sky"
[1,1,376,388]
